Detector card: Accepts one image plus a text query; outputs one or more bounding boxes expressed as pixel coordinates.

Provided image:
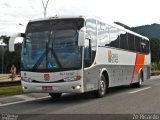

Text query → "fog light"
[75,85,81,90]
[22,86,27,90]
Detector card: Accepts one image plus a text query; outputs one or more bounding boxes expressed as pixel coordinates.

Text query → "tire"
[95,74,107,98]
[136,73,143,88]
[49,93,62,98]
[131,73,143,88]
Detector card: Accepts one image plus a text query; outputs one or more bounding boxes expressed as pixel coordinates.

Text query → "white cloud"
[0,0,160,35]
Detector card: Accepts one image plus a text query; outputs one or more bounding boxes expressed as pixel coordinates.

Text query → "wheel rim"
[100,80,106,95]
[139,77,142,85]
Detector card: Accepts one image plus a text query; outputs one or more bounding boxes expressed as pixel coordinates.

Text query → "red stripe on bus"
[131,53,145,83]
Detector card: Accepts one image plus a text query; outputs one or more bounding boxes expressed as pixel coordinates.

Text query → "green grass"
[0,85,23,97]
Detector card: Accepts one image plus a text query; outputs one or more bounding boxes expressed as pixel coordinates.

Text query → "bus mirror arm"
[78,27,86,46]
[9,33,25,52]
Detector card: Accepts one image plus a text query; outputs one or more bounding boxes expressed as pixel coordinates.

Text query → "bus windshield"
[21,18,84,72]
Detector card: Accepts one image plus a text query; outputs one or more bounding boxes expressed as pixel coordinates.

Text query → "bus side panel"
[83,65,101,92]
[144,53,151,79]
[143,65,150,81]
[83,47,150,92]
[96,47,144,86]
[83,64,138,92]
[83,65,114,92]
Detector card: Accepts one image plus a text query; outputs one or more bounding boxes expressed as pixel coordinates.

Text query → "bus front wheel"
[49,93,62,98]
[95,74,107,98]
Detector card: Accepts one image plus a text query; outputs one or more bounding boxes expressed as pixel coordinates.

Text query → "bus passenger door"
[83,38,91,91]
[84,38,91,68]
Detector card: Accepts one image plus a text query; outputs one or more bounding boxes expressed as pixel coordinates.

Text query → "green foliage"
[0,85,23,97]
[132,24,160,64]
[0,35,10,45]
[150,38,160,63]
[4,43,22,73]
[132,23,160,38]
[151,62,159,71]
[0,35,22,73]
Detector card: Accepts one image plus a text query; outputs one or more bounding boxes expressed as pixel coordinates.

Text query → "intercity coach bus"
[9,15,151,98]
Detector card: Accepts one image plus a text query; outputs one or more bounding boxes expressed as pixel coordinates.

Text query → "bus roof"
[29,15,87,22]
[29,15,149,41]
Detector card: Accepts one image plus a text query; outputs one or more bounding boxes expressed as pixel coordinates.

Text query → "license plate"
[42,86,53,91]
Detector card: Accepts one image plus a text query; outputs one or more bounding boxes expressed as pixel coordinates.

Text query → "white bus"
[9,15,151,98]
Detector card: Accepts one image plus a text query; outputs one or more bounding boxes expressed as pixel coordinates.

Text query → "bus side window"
[128,33,135,52]
[135,36,141,53]
[140,39,147,54]
[146,41,150,54]
[86,19,97,67]
[84,38,91,68]
[109,27,120,48]
[119,31,128,50]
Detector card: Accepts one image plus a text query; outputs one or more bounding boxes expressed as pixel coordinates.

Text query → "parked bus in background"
[9,15,150,98]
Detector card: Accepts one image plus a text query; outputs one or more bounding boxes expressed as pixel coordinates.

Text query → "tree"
[0,35,10,45]
[4,43,22,73]
[150,38,160,63]
[0,35,22,73]
[0,35,9,73]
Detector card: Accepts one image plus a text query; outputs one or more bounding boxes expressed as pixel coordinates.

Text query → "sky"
[0,0,160,36]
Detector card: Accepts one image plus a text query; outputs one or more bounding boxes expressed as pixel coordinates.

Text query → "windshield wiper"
[32,50,46,70]
[32,48,63,70]
[50,48,62,69]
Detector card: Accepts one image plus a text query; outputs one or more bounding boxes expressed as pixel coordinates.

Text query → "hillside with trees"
[131,23,160,38]
[132,23,160,70]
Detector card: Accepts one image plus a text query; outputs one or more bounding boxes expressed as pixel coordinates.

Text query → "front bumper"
[21,80,84,93]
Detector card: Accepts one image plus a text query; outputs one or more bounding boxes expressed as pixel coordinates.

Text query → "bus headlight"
[64,76,81,82]
[72,85,81,90]
[75,85,81,90]
[21,77,32,82]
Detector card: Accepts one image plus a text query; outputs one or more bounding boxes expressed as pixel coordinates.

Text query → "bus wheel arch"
[102,70,109,88]
[94,69,109,98]
[140,69,144,82]
[138,69,144,86]
[131,69,143,88]
[138,69,144,84]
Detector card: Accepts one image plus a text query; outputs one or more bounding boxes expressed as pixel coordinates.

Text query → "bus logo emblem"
[108,50,118,63]
[44,74,50,81]
[108,50,112,62]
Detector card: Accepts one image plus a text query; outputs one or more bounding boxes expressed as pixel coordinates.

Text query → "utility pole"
[41,0,50,17]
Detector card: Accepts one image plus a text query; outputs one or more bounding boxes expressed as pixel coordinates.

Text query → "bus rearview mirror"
[9,33,25,52]
[78,27,86,46]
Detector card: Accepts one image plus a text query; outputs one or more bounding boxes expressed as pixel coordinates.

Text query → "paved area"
[0,74,21,82]
[0,74,10,77]
[0,76,160,119]
[0,75,159,120]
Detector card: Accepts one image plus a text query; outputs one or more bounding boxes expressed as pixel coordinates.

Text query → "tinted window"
[98,22,106,31]
[23,19,84,71]
[84,39,91,68]
[98,23,110,47]
[135,36,141,52]
[145,40,150,54]
[119,31,128,50]
[86,19,97,65]
[86,19,96,31]
[128,33,135,51]
[109,26,120,48]
[140,39,147,53]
